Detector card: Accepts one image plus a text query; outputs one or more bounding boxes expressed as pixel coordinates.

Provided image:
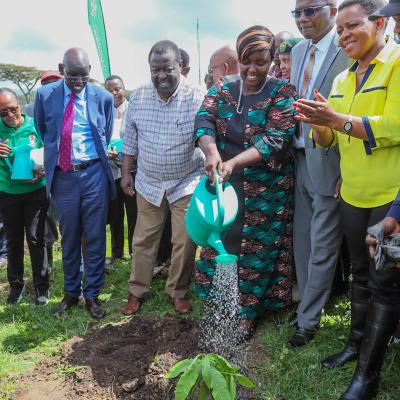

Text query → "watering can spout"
[207,231,228,255]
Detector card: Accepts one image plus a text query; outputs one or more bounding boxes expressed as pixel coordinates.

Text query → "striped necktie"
[300,45,316,99]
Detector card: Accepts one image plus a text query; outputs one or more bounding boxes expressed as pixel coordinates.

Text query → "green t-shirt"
[0,115,46,194]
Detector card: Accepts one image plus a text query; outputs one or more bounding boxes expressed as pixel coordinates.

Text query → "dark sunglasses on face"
[64,72,90,83]
[291,4,332,18]
[0,106,18,118]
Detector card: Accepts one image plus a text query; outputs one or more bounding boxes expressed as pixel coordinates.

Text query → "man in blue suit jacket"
[34,48,115,319]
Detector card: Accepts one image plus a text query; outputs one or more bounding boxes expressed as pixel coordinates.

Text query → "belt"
[57,159,99,172]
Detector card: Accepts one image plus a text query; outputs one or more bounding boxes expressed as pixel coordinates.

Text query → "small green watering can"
[108,138,124,153]
[185,172,238,255]
[5,144,34,180]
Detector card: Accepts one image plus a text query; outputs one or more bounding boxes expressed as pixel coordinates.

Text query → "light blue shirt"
[63,81,98,163]
[294,28,336,148]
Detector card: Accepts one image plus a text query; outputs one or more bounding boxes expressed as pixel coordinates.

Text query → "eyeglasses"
[64,72,90,83]
[208,63,225,74]
[291,4,332,18]
[0,106,18,118]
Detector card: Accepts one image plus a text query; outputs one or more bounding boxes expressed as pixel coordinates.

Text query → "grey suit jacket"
[290,35,349,196]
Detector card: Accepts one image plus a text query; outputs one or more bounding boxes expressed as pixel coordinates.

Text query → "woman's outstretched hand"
[294,89,336,131]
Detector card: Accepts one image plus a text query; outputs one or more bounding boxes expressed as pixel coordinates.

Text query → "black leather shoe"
[54,294,80,317]
[288,327,316,347]
[321,342,359,369]
[85,297,105,319]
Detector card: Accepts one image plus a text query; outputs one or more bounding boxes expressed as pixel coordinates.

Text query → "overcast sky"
[0,0,395,91]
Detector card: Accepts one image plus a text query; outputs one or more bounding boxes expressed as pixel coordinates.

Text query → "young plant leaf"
[228,375,237,399]
[210,367,232,400]
[235,374,256,389]
[174,365,200,400]
[202,356,212,389]
[208,354,236,373]
[165,358,194,379]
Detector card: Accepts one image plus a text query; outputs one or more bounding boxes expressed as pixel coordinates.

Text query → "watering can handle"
[215,170,225,225]
[3,146,13,171]
[4,157,12,170]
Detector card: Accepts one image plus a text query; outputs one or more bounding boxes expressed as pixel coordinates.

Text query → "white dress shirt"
[293,28,336,148]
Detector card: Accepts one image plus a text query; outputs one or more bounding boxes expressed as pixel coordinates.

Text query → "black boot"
[322,283,369,369]
[339,301,399,400]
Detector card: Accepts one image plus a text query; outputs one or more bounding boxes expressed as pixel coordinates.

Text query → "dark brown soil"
[14,315,264,400]
[15,316,197,399]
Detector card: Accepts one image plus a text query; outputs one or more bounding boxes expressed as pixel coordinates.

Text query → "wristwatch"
[343,115,353,134]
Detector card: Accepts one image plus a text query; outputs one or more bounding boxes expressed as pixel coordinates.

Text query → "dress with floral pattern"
[193,78,297,319]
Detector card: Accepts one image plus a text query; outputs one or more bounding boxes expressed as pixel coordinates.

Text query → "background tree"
[0,63,42,104]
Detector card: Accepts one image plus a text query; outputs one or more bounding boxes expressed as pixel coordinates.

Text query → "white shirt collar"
[115,98,127,113]
[153,79,182,104]
[310,27,336,54]
[63,80,86,100]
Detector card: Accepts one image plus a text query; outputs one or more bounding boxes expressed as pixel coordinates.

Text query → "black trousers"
[340,199,400,305]
[0,187,49,291]
[108,178,137,258]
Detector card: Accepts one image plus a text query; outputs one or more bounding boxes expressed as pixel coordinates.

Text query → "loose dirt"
[13,315,264,400]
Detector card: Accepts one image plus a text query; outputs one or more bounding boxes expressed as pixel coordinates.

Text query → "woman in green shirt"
[0,88,49,305]
[294,0,400,398]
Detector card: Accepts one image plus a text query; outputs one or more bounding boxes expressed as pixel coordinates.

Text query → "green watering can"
[185,172,238,255]
[4,145,34,180]
[108,138,124,153]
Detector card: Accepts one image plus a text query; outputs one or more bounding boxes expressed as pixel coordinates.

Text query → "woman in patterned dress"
[193,25,298,338]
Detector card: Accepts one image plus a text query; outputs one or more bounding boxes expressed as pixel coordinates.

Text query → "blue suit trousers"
[52,161,109,298]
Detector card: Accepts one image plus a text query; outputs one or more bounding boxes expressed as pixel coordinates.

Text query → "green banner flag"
[88,0,111,80]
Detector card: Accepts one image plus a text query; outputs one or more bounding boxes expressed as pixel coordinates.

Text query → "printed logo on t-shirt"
[29,135,36,146]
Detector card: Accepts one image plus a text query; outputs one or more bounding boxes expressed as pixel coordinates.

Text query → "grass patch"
[257,298,400,400]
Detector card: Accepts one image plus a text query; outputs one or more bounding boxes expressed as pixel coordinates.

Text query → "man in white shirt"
[105,75,137,264]
[121,41,204,315]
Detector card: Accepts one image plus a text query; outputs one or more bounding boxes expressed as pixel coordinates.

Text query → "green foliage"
[165,353,255,400]
[0,63,42,103]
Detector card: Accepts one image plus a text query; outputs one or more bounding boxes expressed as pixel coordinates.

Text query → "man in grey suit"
[288,0,348,347]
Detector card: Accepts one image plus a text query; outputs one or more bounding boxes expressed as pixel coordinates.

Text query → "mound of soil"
[16,316,200,400]
[66,316,200,399]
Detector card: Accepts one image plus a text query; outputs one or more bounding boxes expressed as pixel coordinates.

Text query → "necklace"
[236,78,268,115]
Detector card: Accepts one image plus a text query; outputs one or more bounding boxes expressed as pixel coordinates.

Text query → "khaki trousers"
[128,193,196,299]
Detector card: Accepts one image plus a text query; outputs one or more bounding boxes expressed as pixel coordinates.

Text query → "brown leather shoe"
[122,294,142,316]
[170,297,192,314]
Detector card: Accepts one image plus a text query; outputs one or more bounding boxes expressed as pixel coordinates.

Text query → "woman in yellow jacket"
[295,0,400,399]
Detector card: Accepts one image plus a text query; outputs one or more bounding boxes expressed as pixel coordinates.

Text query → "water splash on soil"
[199,257,248,368]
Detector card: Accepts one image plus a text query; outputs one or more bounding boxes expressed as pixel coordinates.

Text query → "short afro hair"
[148,40,181,63]
[339,0,388,15]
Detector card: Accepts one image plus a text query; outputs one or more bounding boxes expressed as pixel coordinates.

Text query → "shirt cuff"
[387,191,400,222]
[387,202,400,222]
[362,116,377,148]
[121,144,137,156]
[195,127,216,141]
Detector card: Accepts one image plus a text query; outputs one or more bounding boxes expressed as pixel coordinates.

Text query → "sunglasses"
[0,106,18,118]
[291,4,332,18]
[64,72,90,83]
